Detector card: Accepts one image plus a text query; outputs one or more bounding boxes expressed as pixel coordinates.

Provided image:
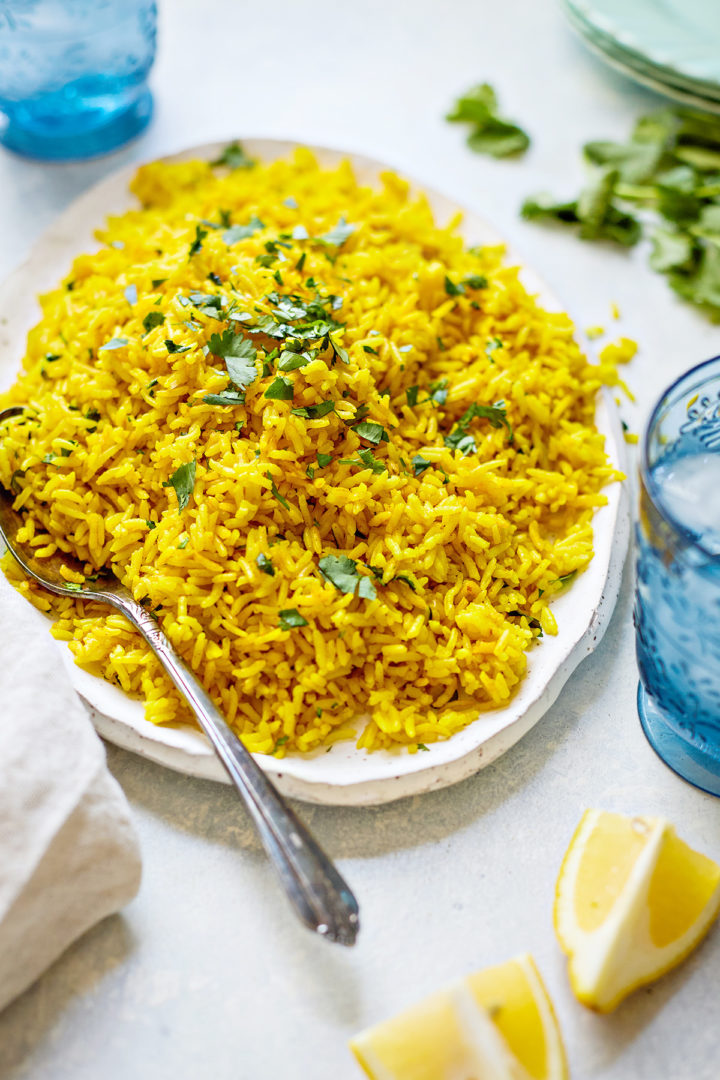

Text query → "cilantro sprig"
[447,83,530,158]
[520,104,720,317]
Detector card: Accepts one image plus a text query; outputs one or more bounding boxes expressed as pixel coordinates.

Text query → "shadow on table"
[105,563,634,863]
[0,915,134,1077]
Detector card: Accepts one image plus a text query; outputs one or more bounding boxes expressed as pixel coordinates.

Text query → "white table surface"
[1,1,720,1077]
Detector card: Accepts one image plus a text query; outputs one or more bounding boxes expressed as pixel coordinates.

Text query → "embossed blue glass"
[635,356,720,795]
[0,0,156,160]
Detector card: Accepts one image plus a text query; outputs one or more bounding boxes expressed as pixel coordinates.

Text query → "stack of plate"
[563,0,720,115]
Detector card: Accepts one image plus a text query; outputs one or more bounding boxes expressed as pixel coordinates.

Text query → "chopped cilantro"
[278,350,311,372]
[485,337,503,360]
[329,333,349,364]
[264,375,294,401]
[416,743,430,751]
[188,225,207,258]
[291,400,335,419]
[266,471,290,510]
[99,337,128,351]
[555,570,578,587]
[317,452,333,467]
[163,460,196,511]
[203,390,246,406]
[406,386,419,407]
[295,252,306,272]
[412,454,432,476]
[211,141,255,170]
[151,278,166,288]
[340,447,387,474]
[257,553,275,576]
[178,535,190,550]
[354,421,388,444]
[188,291,224,315]
[142,311,165,334]
[444,276,464,297]
[464,274,488,289]
[279,608,308,630]
[318,554,377,600]
[165,339,191,354]
[208,329,258,389]
[317,218,355,247]
[429,378,449,405]
[445,401,513,454]
[363,344,378,355]
[145,519,157,530]
[223,216,265,245]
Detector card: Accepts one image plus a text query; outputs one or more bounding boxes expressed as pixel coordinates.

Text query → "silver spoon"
[0,406,359,946]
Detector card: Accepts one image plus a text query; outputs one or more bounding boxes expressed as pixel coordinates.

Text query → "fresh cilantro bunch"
[447,83,530,158]
[521,105,720,319]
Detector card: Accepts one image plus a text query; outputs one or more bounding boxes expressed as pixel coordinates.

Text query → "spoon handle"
[123,600,359,945]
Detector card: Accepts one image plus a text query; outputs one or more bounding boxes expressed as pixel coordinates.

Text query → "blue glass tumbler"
[635,355,720,795]
[0,0,156,160]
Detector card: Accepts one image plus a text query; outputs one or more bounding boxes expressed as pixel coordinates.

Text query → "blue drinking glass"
[635,355,720,795]
[0,0,157,161]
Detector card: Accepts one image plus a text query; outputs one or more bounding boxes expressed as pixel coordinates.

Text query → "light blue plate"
[564,0,720,100]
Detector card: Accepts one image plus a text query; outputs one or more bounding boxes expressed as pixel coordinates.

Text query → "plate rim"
[0,137,629,805]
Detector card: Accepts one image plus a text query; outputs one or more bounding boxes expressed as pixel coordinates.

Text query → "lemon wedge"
[554,809,720,1012]
[349,953,568,1080]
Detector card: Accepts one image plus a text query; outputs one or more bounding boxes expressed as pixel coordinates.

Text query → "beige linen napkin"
[0,572,141,1011]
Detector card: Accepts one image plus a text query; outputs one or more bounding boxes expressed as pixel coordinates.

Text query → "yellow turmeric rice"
[0,146,620,755]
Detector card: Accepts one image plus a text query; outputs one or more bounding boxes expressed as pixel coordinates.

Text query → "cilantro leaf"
[429,378,449,404]
[463,274,488,289]
[223,216,265,245]
[354,421,388,444]
[142,311,165,334]
[340,447,387,474]
[317,453,333,467]
[257,553,275,576]
[266,471,290,510]
[317,218,355,247]
[264,375,294,401]
[163,460,196,511]
[444,401,513,454]
[99,337,128,351]
[165,339,192,354]
[208,329,258,389]
[445,276,464,297]
[279,608,308,630]
[203,391,246,406]
[329,334,349,364]
[412,454,432,476]
[447,83,530,158]
[211,141,255,170]
[188,291,224,315]
[318,554,377,600]
[188,225,207,257]
[406,386,419,407]
[291,400,335,419]
[278,350,311,372]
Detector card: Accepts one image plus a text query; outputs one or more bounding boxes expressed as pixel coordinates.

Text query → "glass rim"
[641,352,720,562]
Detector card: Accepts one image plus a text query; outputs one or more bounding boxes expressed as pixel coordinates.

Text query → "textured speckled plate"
[0,139,629,806]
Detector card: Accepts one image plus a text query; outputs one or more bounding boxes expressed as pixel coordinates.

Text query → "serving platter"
[0,139,629,806]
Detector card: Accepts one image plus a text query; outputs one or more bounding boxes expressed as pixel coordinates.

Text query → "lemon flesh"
[554,809,720,1012]
[349,954,568,1080]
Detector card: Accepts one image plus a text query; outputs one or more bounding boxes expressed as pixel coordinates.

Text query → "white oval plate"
[0,139,629,806]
